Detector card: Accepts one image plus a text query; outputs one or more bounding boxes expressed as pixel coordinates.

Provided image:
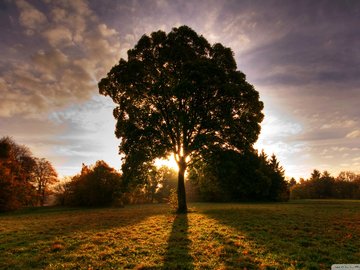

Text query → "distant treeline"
[1,137,291,211]
[6,137,359,212]
[290,170,360,199]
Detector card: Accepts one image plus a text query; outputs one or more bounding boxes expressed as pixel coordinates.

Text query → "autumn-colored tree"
[0,137,36,211]
[32,158,58,206]
[68,161,122,207]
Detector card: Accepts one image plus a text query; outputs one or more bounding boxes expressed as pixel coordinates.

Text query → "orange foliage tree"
[0,137,36,211]
[32,158,58,206]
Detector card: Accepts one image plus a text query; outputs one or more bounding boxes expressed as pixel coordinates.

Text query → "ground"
[0,200,359,269]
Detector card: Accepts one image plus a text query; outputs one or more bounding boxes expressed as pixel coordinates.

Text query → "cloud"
[321,119,356,129]
[0,0,120,118]
[346,130,360,139]
[15,0,47,31]
[2,0,360,178]
[98,24,118,37]
[43,26,73,47]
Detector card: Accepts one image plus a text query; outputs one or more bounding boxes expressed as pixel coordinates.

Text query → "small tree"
[53,177,72,206]
[288,178,297,188]
[32,158,58,206]
[99,26,263,213]
[154,166,178,202]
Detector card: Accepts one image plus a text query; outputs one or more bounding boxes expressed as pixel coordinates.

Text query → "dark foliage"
[59,161,123,207]
[99,25,263,212]
[188,149,289,202]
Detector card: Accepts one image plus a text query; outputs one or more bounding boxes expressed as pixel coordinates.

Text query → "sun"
[155,155,179,171]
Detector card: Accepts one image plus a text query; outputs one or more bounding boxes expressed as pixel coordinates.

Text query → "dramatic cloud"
[1,0,359,178]
[0,0,120,118]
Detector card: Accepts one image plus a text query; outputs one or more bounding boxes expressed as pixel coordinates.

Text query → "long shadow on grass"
[163,214,194,269]
[202,204,360,269]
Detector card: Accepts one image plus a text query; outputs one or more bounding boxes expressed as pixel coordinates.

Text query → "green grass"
[1,201,359,269]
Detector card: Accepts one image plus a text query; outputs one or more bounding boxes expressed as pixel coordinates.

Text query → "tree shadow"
[202,204,360,269]
[163,213,194,269]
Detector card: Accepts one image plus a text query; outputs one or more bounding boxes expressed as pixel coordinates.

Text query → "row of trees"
[290,170,360,199]
[1,136,288,212]
[53,148,289,208]
[0,137,58,211]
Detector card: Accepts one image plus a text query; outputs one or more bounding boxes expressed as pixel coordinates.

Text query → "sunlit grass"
[1,201,359,269]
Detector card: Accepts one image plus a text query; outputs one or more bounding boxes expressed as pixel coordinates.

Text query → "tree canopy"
[99,26,264,212]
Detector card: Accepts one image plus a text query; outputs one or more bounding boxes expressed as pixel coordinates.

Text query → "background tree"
[140,165,178,203]
[188,149,289,202]
[290,170,360,199]
[337,171,359,182]
[99,26,264,212]
[154,166,178,202]
[288,178,297,189]
[0,137,36,211]
[120,165,178,205]
[32,158,58,206]
[65,161,122,207]
[53,177,72,206]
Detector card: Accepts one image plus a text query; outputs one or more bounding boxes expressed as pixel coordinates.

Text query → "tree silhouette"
[68,161,122,207]
[99,26,264,213]
[188,150,289,202]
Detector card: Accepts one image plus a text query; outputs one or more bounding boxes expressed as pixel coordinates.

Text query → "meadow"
[0,200,359,270]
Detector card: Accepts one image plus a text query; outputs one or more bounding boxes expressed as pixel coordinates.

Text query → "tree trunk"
[177,157,187,213]
[41,189,45,207]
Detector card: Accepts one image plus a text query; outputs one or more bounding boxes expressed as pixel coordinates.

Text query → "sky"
[1,0,359,180]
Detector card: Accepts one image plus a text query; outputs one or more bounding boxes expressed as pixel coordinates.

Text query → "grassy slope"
[0,201,359,270]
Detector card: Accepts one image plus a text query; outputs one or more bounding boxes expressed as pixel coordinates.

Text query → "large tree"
[99,26,263,213]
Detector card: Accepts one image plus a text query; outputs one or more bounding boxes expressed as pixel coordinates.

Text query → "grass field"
[0,200,359,269]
